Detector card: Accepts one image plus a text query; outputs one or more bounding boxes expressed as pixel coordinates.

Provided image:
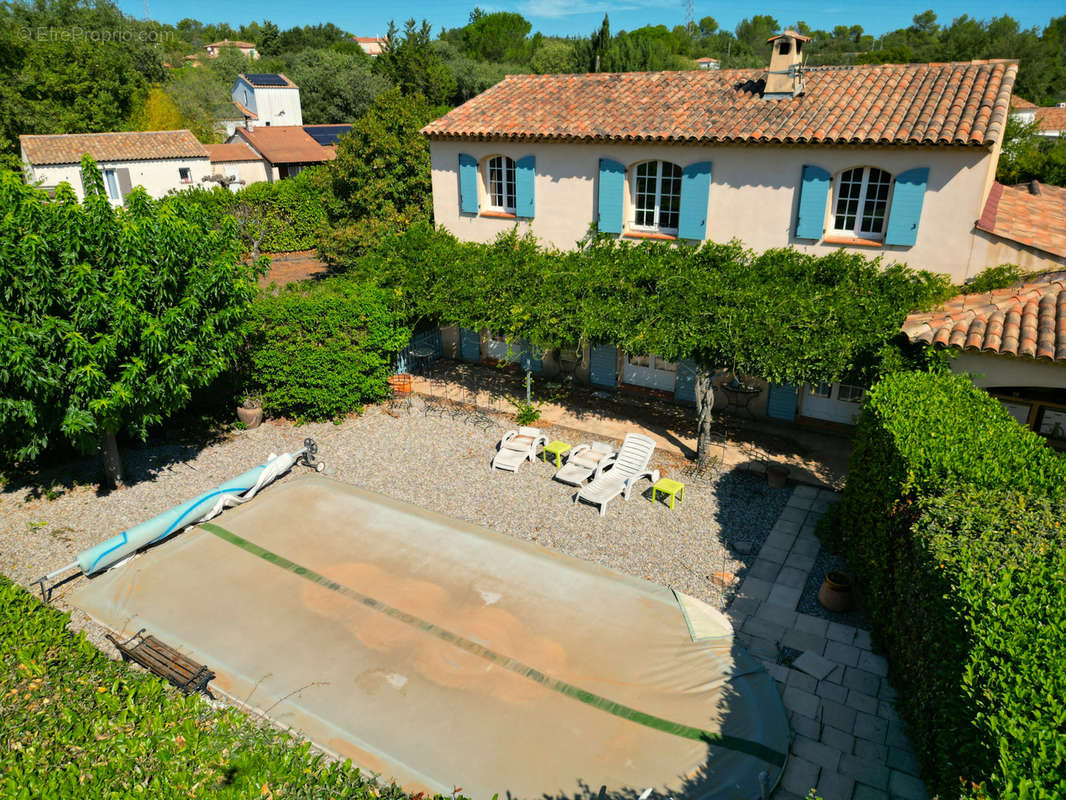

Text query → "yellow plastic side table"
[542,440,571,468]
[652,477,685,510]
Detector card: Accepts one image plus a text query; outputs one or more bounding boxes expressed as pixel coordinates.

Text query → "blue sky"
[124,0,1061,39]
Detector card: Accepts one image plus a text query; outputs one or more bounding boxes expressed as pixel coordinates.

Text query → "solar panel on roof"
[303,125,352,146]
[245,73,287,86]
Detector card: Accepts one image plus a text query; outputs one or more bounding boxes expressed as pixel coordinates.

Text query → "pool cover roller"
[36,439,323,595]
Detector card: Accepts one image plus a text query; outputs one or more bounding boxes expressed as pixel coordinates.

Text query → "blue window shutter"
[794,165,831,240]
[459,153,478,215]
[674,359,698,404]
[515,155,535,218]
[884,167,929,247]
[677,161,712,240]
[589,344,617,387]
[766,383,798,422]
[597,158,625,234]
[460,327,480,361]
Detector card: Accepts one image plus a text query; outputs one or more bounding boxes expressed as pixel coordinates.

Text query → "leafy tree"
[126,86,187,132]
[376,19,457,106]
[459,10,532,62]
[530,39,579,74]
[318,89,438,265]
[258,20,281,56]
[0,158,259,488]
[997,116,1066,186]
[288,49,392,124]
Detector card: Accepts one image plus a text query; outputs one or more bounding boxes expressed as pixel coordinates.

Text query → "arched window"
[631,160,682,233]
[486,155,516,214]
[832,167,892,239]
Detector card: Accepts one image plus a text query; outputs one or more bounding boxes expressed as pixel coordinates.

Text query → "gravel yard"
[1,401,790,629]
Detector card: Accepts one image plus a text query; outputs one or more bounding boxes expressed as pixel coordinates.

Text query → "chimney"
[764,30,810,100]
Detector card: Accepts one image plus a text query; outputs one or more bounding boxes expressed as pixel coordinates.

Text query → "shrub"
[246,279,411,420]
[963,263,1027,293]
[822,371,1066,798]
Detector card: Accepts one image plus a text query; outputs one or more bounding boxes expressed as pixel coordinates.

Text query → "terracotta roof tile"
[1035,106,1066,133]
[20,130,207,165]
[902,273,1066,362]
[424,60,1017,146]
[204,142,261,163]
[976,181,1066,259]
[233,126,336,165]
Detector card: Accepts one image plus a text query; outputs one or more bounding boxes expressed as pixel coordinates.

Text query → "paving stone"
[853,629,873,650]
[764,529,798,551]
[854,711,889,744]
[780,506,808,524]
[811,497,838,514]
[786,553,817,573]
[815,770,856,800]
[792,484,820,499]
[820,723,855,755]
[766,583,803,609]
[787,668,818,693]
[737,576,774,602]
[854,738,887,763]
[858,650,889,677]
[889,770,929,800]
[782,629,827,655]
[852,784,889,800]
[760,544,791,564]
[878,700,900,723]
[790,709,821,740]
[794,650,836,680]
[878,679,899,701]
[793,734,842,772]
[825,640,861,668]
[887,746,920,776]
[743,615,786,642]
[823,664,845,684]
[742,633,779,661]
[816,679,849,703]
[725,612,749,632]
[729,596,761,617]
[795,614,829,637]
[756,602,798,628]
[760,659,790,683]
[886,719,913,749]
[787,493,816,510]
[782,686,821,720]
[780,755,821,796]
[843,667,881,697]
[791,536,821,557]
[777,565,809,589]
[748,558,782,582]
[826,622,857,644]
[846,690,879,715]
[839,754,890,790]
[771,518,802,535]
[821,699,857,733]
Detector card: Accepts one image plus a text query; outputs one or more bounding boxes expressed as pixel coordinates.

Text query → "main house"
[424,32,1065,284]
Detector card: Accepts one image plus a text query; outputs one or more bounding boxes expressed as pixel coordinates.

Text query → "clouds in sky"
[519,0,677,20]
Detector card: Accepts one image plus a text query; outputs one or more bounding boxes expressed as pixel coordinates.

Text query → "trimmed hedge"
[822,371,1066,799]
[0,576,423,799]
[246,279,410,420]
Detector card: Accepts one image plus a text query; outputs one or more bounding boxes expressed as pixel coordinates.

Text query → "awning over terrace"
[71,476,789,798]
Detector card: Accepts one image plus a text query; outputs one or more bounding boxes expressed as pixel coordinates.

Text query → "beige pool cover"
[72,475,789,798]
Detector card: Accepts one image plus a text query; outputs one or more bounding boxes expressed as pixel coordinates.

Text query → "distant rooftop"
[21,130,207,165]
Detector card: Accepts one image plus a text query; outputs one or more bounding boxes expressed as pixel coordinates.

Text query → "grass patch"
[0,576,435,799]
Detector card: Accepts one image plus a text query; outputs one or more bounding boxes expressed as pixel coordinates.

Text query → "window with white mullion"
[632,161,682,233]
[486,156,516,213]
[833,166,893,239]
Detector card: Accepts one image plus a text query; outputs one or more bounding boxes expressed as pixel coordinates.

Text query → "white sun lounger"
[492,426,548,473]
[553,441,615,486]
[574,432,660,515]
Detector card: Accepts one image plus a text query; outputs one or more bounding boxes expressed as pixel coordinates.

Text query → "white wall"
[210,159,270,189]
[950,351,1066,391]
[430,139,1003,283]
[232,78,302,127]
[25,156,212,201]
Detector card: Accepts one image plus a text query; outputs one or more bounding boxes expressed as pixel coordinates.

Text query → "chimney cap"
[767,30,812,43]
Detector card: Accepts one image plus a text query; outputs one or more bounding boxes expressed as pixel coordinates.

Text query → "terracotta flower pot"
[765,464,789,488]
[387,373,413,395]
[818,570,854,612]
[236,405,263,429]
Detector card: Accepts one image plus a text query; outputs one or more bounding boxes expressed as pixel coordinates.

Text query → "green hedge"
[0,576,423,799]
[823,371,1066,798]
[246,279,410,420]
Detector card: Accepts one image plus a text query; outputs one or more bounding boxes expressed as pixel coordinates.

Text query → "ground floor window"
[992,388,1066,449]
[622,353,678,392]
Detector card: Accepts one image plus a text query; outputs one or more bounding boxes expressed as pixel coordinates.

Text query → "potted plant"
[765,463,789,488]
[237,395,263,429]
[818,570,854,612]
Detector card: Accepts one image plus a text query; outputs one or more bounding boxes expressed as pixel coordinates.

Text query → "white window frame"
[485,155,516,214]
[630,160,682,235]
[831,167,893,240]
[102,169,121,203]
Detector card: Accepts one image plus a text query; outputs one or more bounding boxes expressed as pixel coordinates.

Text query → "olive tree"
[0,157,258,488]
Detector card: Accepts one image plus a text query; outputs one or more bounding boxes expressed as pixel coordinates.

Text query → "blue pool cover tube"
[40,445,317,586]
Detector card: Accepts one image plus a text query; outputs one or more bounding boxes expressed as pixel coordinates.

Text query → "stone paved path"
[728,485,929,800]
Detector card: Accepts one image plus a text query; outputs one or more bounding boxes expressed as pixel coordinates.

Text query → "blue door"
[767,383,798,422]
[589,344,617,387]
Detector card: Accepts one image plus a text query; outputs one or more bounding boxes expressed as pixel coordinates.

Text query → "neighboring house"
[204,40,259,59]
[975,181,1066,271]
[424,31,1020,286]
[228,124,349,180]
[902,273,1066,448]
[1010,96,1066,137]
[694,57,720,70]
[227,74,303,135]
[353,36,386,56]
[204,142,270,190]
[20,130,209,204]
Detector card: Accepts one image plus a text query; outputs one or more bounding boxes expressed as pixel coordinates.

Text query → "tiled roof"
[205,142,261,163]
[423,60,1017,147]
[977,181,1066,259]
[1011,96,1037,109]
[233,100,258,119]
[1035,106,1066,132]
[902,273,1066,362]
[233,127,336,165]
[207,40,256,48]
[20,130,207,165]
